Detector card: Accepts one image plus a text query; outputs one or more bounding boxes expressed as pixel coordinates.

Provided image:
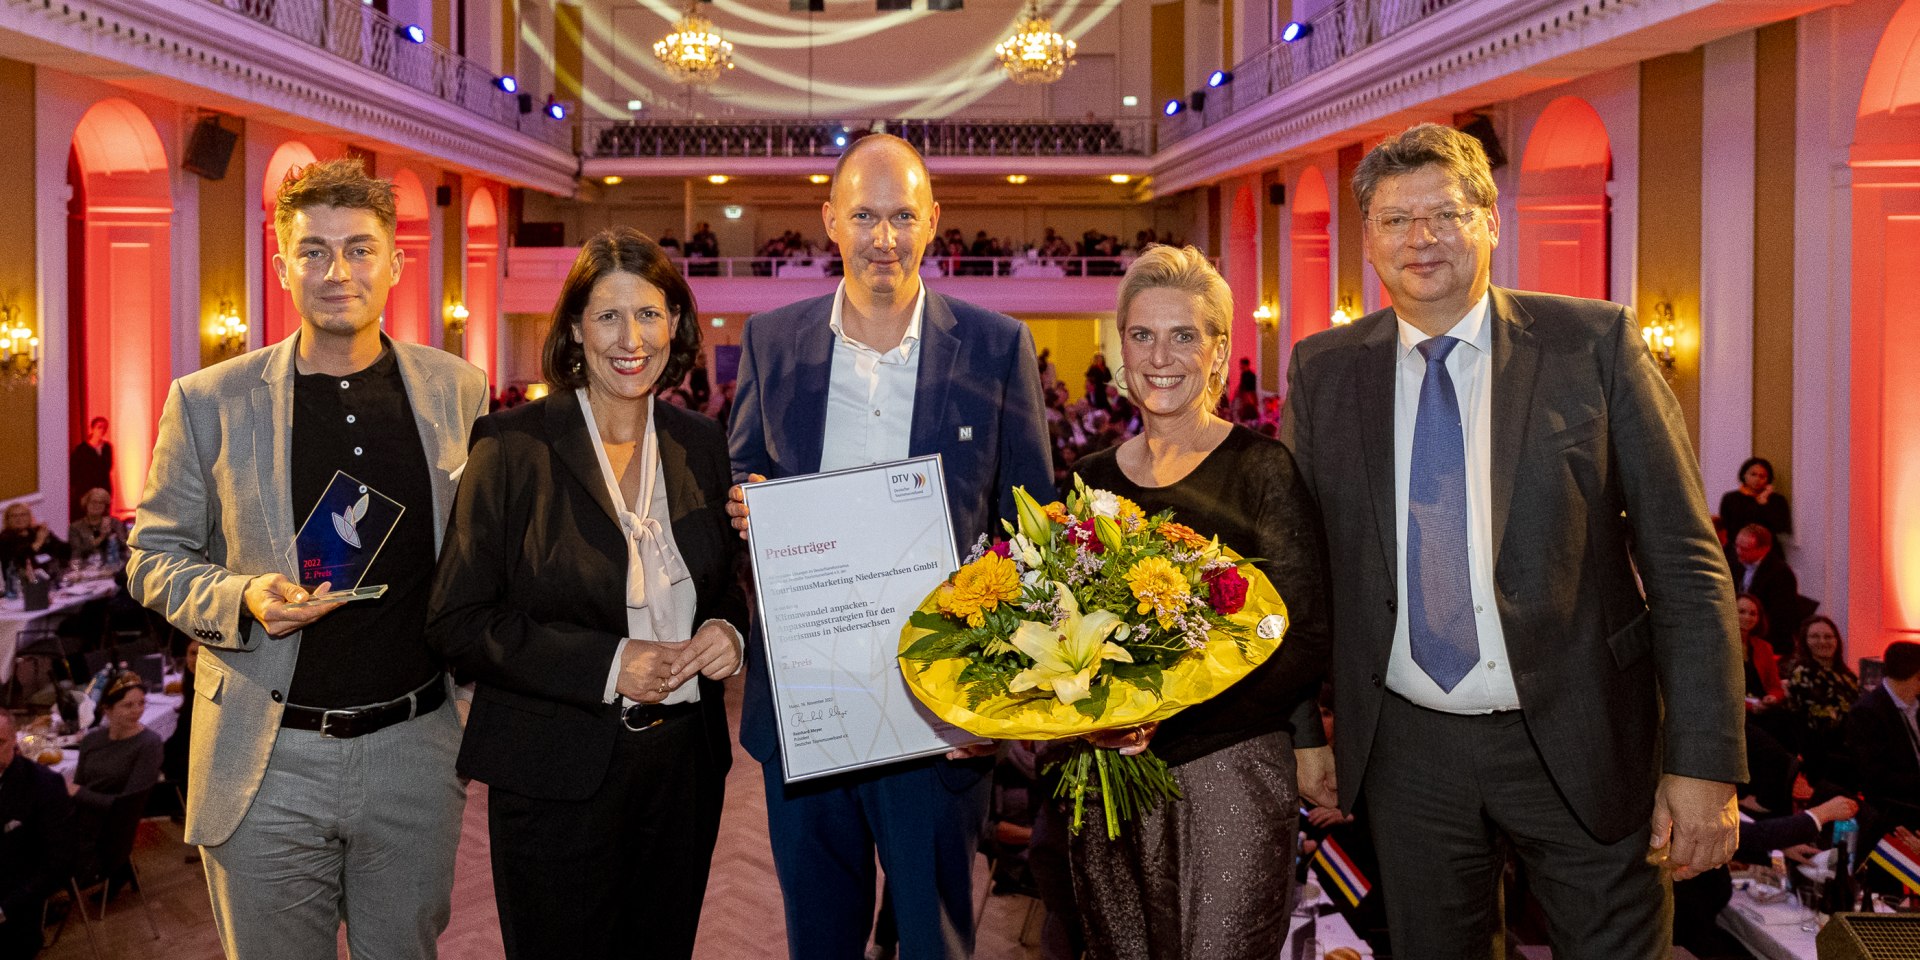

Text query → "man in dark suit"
[727,134,1052,960]
[1281,123,1745,959]
[1728,523,1801,656]
[1843,640,1920,859]
[0,711,71,959]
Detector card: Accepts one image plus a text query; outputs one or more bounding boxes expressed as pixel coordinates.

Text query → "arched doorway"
[68,99,172,516]
[261,140,319,344]
[1288,168,1332,356]
[465,187,500,384]
[1516,96,1611,300]
[387,169,432,345]
[1850,0,1920,656]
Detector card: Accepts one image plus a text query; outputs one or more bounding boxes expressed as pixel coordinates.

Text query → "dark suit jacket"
[0,753,72,924]
[428,391,748,802]
[1281,287,1746,842]
[727,290,1053,764]
[1730,550,1800,656]
[1842,684,1920,837]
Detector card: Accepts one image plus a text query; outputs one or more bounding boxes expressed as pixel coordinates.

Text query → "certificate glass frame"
[292,470,404,593]
[743,455,981,783]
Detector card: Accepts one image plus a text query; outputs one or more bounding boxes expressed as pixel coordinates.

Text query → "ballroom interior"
[3,0,1919,956]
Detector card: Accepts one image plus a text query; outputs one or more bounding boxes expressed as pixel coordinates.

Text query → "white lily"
[1011,533,1043,568]
[1008,581,1133,706]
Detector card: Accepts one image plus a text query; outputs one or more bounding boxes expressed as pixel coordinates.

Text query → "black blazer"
[1842,684,1920,832]
[0,754,72,923]
[1729,551,1801,655]
[427,391,748,802]
[1282,288,1747,843]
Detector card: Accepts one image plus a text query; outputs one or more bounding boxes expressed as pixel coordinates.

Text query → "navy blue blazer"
[728,289,1053,763]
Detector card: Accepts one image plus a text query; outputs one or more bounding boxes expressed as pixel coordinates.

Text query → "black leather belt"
[282,676,447,739]
[620,700,699,732]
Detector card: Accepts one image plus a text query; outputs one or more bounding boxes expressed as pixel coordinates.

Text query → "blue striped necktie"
[1408,336,1479,692]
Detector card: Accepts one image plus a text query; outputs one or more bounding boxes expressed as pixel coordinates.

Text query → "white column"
[1696,33,1757,494]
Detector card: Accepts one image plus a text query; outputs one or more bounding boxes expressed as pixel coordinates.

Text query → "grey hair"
[1112,244,1233,409]
[1351,122,1498,216]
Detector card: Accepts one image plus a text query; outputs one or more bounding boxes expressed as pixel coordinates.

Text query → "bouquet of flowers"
[898,476,1289,838]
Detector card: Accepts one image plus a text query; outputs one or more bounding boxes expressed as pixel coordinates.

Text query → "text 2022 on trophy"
[292,471,404,603]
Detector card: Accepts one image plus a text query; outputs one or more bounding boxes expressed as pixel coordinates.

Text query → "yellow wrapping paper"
[898,551,1290,740]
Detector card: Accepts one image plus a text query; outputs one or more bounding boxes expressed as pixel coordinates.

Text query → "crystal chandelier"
[995,1,1077,85]
[653,3,735,87]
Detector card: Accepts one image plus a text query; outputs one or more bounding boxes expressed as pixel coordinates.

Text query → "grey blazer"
[1282,287,1746,842]
[128,333,490,846]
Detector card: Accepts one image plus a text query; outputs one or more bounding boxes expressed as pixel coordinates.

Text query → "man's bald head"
[829,134,933,206]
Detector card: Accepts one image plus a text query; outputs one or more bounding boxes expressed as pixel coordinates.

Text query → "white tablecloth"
[0,577,122,682]
[1287,883,1373,957]
[1717,883,1819,960]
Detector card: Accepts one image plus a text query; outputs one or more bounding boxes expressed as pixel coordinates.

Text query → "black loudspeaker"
[1269,184,1286,206]
[182,116,237,181]
[1816,913,1920,959]
[435,185,453,207]
[1189,89,1207,112]
[1458,115,1507,170]
[517,93,534,114]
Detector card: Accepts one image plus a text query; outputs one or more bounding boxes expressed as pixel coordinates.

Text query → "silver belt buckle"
[318,708,355,738]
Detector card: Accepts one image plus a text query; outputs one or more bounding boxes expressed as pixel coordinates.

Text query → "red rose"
[990,540,1011,558]
[1067,519,1106,554]
[1204,564,1248,614]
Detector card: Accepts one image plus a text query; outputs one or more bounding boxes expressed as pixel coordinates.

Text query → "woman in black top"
[1067,245,1332,960]
[72,674,163,811]
[1719,457,1792,540]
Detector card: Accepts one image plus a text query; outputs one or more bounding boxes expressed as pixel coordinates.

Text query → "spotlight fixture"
[1281,21,1312,42]
[1109,174,1131,184]
[1006,174,1029,184]
[834,134,848,147]
[1162,99,1184,116]
[708,174,729,184]
[544,96,566,120]
[494,75,519,93]
[1208,70,1233,87]
[809,174,831,184]
[602,176,623,186]
[398,23,427,44]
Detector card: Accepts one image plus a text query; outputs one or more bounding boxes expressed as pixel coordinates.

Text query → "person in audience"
[1671,793,1859,958]
[0,503,69,573]
[66,487,127,567]
[1728,524,1801,656]
[1281,122,1743,959]
[70,673,163,812]
[657,227,680,252]
[69,416,113,522]
[1085,353,1112,410]
[1736,594,1786,713]
[1784,615,1859,787]
[1235,356,1258,401]
[1718,457,1792,543]
[1842,640,1920,854]
[0,710,72,960]
[1069,245,1332,958]
[428,227,745,960]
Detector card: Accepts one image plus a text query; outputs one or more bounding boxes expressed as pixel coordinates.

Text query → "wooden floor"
[43,675,1047,960]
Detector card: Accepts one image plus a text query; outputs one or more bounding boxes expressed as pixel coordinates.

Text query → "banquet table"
[1286,883,1373,957]
[1717,880,1819,960]
[40,682,184,783]
[0,576,122,682]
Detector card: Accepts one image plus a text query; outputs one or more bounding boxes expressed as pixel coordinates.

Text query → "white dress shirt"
[1885,679,1920,765]
[1385,294,1521,713]
[817,281,925,473]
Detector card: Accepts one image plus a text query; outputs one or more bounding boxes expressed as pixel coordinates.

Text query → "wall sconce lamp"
[210,300,247,353]
[0,304,40,382]
[1330,295,1358,326]
[1642,301,1677,372]
[446,301,470,335]
[1252,302,1277,331]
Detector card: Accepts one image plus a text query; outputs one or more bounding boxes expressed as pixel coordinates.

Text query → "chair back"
[78,787,154,884]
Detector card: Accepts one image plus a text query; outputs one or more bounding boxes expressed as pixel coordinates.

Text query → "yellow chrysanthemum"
[1044,501,1074,526]
[1125,555,1191,626]
[1156,521,1209,551]
[941,552,1022,627]
[1114,496,1147,532]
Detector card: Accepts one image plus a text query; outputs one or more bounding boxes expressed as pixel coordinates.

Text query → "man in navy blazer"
[728,134,1051,960]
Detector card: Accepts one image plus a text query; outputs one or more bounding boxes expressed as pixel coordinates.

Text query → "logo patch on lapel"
[958,426,974,442]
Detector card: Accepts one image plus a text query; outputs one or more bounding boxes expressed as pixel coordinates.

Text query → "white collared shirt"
[1385,293,1521,713]
[818,281,925,472]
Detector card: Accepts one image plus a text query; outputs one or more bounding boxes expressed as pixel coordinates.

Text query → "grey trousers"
[201,699,466,960]
[1364,693,1669,960]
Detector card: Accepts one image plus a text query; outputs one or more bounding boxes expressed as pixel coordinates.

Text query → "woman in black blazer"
[428,228,747,960]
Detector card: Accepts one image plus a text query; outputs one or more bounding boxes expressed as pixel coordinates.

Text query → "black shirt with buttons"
[287,347,440,708]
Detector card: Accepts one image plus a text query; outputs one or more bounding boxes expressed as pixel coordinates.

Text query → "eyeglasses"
[1366,208,1482,238]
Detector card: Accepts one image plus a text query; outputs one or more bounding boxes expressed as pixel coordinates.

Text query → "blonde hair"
[1112,244,1233,409]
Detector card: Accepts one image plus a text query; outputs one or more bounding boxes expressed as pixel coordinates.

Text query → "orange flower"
[1157,521,1209,551]
[1044,501,1073,526]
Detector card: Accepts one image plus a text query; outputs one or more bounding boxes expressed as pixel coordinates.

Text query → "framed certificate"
[743,455,983,783]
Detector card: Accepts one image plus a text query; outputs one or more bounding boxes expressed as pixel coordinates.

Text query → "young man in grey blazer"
[129,159,490,960]
[1282,124,1745,959]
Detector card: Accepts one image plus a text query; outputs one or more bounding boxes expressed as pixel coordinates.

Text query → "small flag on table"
[1867,831,1920,893]
[1311,835,1373,908]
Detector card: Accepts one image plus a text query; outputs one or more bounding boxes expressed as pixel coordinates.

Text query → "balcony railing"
[1161,0,1466,145]
[206,0,573,152]
[584,118,1151,160]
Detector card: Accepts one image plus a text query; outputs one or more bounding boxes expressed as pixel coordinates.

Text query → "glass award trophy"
[288,471,403,608]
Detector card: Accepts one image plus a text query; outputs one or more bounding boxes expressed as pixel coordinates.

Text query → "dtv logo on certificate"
[743,455,982,782]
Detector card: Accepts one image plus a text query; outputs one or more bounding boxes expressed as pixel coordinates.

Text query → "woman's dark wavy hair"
[541,227,701,391]
[1737,456,1774,486]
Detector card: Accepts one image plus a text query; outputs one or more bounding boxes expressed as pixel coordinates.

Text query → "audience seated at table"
[0,709,72,960]
[70,674,162,816]
[1672,793,1859,959]
[64,488,126,568]
[1718,456,1792,543]
[1784,615,1859,788]
[1728,525,1802,658]
[0,503,68,574]
[1841,640,1920,865]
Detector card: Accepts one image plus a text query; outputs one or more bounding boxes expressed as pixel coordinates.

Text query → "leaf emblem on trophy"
[331,493,370,549]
